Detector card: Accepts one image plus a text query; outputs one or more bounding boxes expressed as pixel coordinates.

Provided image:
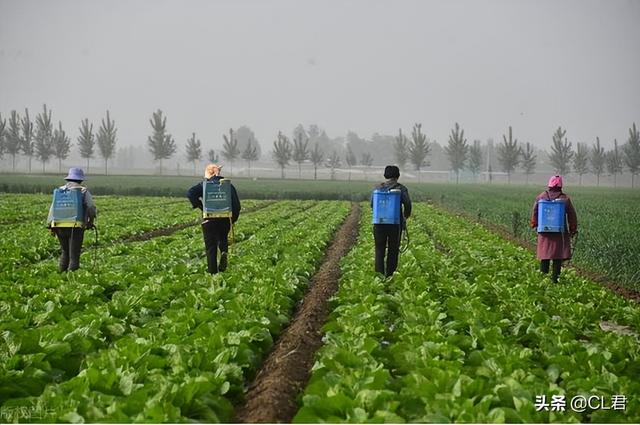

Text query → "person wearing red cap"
[530,175,578,282]
[47,167,97,272]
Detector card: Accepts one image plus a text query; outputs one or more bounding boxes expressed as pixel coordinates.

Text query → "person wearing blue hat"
[371,165,412,277]
[47,167,97,272]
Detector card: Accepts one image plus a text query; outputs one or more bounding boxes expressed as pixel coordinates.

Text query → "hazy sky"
[1,0,639,153]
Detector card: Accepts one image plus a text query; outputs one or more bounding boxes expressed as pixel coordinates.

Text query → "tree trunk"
[86,157,90,173]
[105,158,108,176]
[194,161,197,176]
[248,161,251,178]
[298,163,302,179]
[42,161,45,173]
[28,156,32,173]
[12,154,16,172]
[314,166,317,180]
[456,170,459,184]
[159,159,163,176]
[596,173,600,187]
[281,166,284,179]
[59,158,62,173]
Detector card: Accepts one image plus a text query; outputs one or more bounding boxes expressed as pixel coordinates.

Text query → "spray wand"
[400,220,410,253]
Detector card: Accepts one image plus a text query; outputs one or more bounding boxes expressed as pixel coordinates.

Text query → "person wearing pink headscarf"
[530,175,578,282]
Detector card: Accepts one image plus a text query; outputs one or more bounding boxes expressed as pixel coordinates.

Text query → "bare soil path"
[235,203,362,423]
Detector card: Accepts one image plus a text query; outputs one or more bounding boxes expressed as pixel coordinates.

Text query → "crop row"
[426,185,640,290]
[0,201,315,406]
[0,196,261,269]
[1,201,312,328]
[1,200,350,422]
[296,204,640,423]
[0,194,186,225]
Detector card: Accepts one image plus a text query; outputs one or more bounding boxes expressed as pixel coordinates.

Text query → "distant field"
[0,174,383,200]
[1,174,638,289]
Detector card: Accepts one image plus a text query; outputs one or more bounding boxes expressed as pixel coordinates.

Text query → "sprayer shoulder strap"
[386,182,402,191]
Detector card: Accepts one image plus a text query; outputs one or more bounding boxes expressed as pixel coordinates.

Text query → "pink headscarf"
[547,175,563,188]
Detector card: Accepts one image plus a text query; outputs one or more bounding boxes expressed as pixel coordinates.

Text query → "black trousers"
[540,259,563,282]
[202,219,231,274]
[374,224,402,277]
[54,228,85,272]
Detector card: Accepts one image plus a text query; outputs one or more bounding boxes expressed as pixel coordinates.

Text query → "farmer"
[530,175,578,283]
[47,167,97,272]
[187,163,241,274]
[371,165,412,277]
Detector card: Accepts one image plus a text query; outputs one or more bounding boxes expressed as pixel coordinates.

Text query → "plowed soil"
[235,203,361,423]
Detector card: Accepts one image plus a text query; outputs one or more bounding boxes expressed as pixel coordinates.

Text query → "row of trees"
[388,122,640,187]
[0,107,390,179]
[2,106,639,186]
[546,125,640,187]
[268,126,383,180]
[0,106,117,173]
[146,110,263,176]
[160,118,373,180]
[159,117,640,185]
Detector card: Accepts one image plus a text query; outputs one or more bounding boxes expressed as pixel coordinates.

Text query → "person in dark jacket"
[47,167,97,272]
[187,163,241,274]
[530,175,578,283]
[371,165,412,277]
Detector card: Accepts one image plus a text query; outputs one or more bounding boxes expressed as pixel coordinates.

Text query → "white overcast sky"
[1,0,639,152]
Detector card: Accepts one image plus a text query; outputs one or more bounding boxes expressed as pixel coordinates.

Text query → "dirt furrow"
[235,203,361,423]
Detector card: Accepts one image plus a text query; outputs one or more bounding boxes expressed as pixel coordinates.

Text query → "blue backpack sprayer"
[536,192,578,263]
[50,187,85,228]
[536,198,566,233]
[49,186,100,270]
[202,178,235,247]
[372,187,409,251]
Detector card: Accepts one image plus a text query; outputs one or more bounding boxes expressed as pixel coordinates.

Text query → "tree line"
[1,106,638,187]
[0,105,117,174]
[389,122,639,187]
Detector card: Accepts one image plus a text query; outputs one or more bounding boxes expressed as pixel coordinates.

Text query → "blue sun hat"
[65,167,86,181]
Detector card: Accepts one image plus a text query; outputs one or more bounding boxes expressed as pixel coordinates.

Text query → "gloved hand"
[86,221,95,230]
[49,227,56,236]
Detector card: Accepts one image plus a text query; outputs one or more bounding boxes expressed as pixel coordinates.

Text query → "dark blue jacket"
[187,176,241,222]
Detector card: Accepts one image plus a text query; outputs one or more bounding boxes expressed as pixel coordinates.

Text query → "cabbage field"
[296,204,640,423]
[0,193,639,423]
